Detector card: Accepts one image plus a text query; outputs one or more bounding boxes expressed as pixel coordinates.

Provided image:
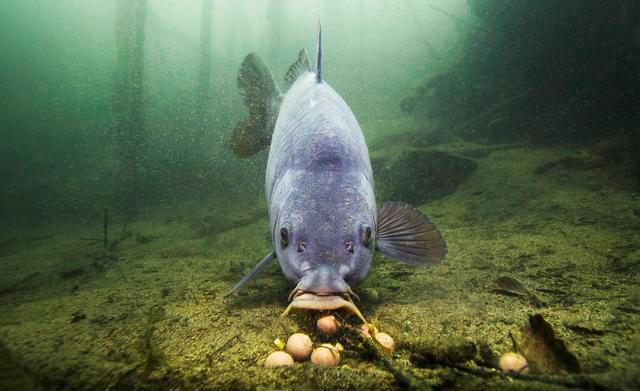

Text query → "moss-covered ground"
[0,127,638,390]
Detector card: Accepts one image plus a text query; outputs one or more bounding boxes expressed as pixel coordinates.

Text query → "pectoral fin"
[224,251,276,297]
[376,202,447,266]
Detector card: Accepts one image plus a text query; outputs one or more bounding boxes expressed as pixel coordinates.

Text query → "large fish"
[226,26,446,321]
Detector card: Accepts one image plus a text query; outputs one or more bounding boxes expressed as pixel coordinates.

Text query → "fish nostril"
[297,242,307,253]
[345,241,354,253]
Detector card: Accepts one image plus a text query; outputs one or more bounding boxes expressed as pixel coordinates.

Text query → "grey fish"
[226,24,447,321]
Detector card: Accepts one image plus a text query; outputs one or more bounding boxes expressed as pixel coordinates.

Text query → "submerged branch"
[452,363,623,390]
[344,324,429,390]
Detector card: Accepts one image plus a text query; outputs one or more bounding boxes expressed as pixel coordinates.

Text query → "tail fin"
[230,53,282,157]
[315,20,322,83]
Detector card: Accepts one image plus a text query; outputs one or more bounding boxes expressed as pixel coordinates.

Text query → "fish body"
[227,26,446,318]
[266,71,376,295]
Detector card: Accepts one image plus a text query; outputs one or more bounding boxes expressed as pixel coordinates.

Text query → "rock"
[515,314,581,374]
[372,148,477,205]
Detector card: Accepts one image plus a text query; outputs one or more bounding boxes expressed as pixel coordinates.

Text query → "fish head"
[273,173,375,320]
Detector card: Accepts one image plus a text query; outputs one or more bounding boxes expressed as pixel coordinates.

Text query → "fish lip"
[282,291,367,323]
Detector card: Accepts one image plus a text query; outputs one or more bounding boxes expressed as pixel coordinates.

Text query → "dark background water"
[0,0,637,227]
[0,0,460,226]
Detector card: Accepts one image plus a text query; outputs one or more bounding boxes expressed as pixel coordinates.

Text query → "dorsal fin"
[284,48,311,89]
[315,20,322,83]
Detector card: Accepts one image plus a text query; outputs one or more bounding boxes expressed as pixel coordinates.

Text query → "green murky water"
[1,1,638,389]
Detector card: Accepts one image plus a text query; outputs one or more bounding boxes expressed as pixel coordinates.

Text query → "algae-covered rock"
[372,148,477,205]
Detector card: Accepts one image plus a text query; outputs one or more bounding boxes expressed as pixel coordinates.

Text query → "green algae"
[0,133,639,390]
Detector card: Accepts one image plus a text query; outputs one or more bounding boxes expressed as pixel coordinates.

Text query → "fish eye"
[297,242,307,253]
[360,224,372,246]
[280,224,291,247]
[345,241,354,253]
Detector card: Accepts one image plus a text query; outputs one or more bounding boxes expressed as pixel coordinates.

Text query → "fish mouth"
[282,289,367,323]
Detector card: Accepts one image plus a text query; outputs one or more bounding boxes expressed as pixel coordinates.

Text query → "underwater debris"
[26,234,53,243]
[160,287,172,299]
[135,233,152,244]
[564,323,606,336]
[490,276,544,308]
[534,155,606,175]
[513,314,581,375]
[404,336,478,367]
[59,269,85,280]
[70,310,86,323]
[206,333,241,365]
[343,324,426,389]
[138,305,166,375]
[606,254,640,273]
[80,237,103,246]
[273,338,286,350]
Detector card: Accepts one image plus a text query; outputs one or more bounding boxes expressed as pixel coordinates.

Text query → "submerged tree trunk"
[112,0,147,221]
[196,0,214,147]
